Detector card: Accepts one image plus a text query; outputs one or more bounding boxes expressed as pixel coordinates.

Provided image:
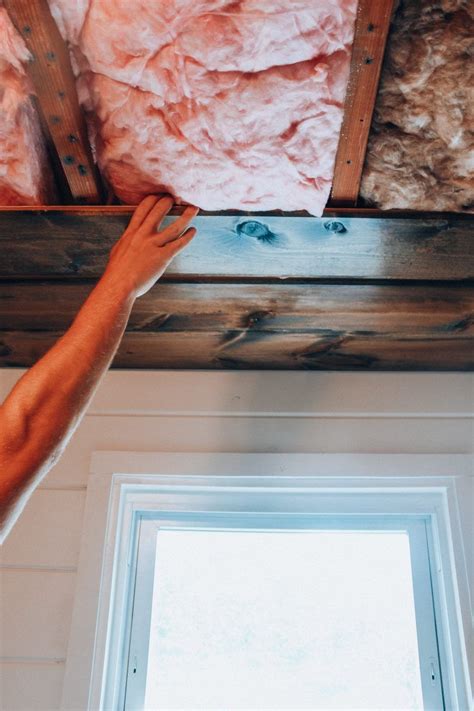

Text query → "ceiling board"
[0,210,472,281]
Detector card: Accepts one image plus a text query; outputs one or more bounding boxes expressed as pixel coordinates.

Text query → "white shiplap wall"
[1,370,473,710]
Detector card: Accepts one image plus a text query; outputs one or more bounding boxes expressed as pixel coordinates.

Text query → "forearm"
[0,273,135,537]
[0,195,197,542]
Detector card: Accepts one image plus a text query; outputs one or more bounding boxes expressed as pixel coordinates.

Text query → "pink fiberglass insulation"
[0,7,50,205]
[48,0,357,214]
[361,0,474,213]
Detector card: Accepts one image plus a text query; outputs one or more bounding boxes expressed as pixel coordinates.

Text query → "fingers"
[125,195,160,233]
[140,195,174,235]
[162,227,197,256]
[156,205,199,245]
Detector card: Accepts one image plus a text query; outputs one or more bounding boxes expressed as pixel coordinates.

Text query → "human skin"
[0,195,198,542]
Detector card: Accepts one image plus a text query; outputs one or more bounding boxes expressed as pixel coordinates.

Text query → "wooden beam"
[330,0,394,206]
[2,281,472,334]
[3,0,102,203]
[0,209,472,281]
[0,282,472,370]
[2,330,471,371]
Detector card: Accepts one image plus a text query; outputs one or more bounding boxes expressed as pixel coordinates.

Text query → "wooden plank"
[0,205,402,215]
[1,283,472,370]
[3,0,102,203]
[0,211,472,280]
[1,282,472,334]
[1,329,471,371]
[330,0,394,205]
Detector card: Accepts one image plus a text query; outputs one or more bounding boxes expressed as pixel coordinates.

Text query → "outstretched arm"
[0,196,198,542]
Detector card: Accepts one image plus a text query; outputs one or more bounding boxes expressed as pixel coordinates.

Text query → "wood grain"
[330,0,394,205]
[1,282,472,370]
[1,330,471,371]
[1,282,472,333]
[0,212,472,280]
[3,0,101,203]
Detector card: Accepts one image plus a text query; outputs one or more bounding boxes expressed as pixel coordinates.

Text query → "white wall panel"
[2,370,473,416]
[1,662,64,711]
[0,571,76,659]
[37,415,472,489]
[1,491,85,569]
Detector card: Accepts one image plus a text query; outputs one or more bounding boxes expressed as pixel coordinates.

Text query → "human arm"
[0,195,198,542]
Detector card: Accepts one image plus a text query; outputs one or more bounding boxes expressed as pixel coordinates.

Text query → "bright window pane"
[144,529,424,710]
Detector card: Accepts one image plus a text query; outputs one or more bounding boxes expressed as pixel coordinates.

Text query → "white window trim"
[61,453,473,711]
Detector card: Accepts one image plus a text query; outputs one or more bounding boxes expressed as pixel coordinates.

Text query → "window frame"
[61,453,473,711]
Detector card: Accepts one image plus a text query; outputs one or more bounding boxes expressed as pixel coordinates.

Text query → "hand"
[103,195,198,299]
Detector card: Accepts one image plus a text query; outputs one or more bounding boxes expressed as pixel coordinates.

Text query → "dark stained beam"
[0,282,472,370]
[330,0,394,205]
[4,0,102,203]
[1,330,472,371]
[0,209,472,281]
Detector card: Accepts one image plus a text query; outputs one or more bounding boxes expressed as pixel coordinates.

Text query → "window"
[126,516,441,710]
[62,454,472,711]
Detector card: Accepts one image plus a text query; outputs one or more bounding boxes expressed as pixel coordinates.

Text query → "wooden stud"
[330,0,394,205]
[3,0,102,203]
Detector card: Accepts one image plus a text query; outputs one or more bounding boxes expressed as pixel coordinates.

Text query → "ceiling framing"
[4,0,393,207]
[0,0,473,371]
[3,0,102,203]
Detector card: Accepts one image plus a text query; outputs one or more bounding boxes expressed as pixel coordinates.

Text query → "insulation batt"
[0,8,50,205]
[361,0,474,213]
[48,0,357,214]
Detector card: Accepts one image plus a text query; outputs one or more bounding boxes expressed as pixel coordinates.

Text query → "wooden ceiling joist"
[330,0,394,206]
[4,0,102,203]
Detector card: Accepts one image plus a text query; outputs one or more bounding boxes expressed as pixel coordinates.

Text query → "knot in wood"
[324,220,347,234]
[236,220,275,243]
[246,310,274,327]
